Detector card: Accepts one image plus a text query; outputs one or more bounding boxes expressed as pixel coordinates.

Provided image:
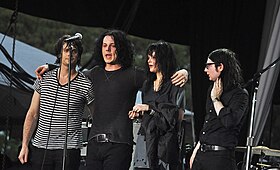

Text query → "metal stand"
[243,56,280,170]
[62,41,74,170]
[245,80,258,170]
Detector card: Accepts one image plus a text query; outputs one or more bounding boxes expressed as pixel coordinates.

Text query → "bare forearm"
[22,113,38,148]
[193,141,200,154]
[87,101,95,116]
[190,141,200,169]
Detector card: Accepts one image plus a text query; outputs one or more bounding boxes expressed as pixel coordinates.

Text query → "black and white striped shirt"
[32,68,94,149]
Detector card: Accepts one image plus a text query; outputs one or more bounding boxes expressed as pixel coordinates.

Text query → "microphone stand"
[243,56,280,170]
[62,41,74,170]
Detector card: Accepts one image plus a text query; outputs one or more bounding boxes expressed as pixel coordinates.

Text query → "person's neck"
[105,63,122,71]
[156,72,163,80]
[59,65,77,78]
[154,72,163,91]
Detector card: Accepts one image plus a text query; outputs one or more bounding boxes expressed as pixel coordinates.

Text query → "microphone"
[65,33,82,42]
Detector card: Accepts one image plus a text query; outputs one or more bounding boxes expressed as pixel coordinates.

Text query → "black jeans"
[30,145,81,170]
[192,150,237,170]
[86,141,133,170]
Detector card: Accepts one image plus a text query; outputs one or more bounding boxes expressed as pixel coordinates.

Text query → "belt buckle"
[97,134,108,142]
[200,144,206,152]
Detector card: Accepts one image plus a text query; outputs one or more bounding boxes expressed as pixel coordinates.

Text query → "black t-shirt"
[84,66,146,145]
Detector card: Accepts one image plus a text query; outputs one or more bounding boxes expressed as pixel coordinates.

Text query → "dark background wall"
[0,0,269,145]
[2,0,280,165]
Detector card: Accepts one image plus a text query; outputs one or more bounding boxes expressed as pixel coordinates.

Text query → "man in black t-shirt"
[84,30,188,170]
[36,29,188,170]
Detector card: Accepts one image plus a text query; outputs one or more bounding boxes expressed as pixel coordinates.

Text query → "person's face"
[102,35,118,65]
[204,58,222,81]
[61,43,78,66]
[147,51,158,73]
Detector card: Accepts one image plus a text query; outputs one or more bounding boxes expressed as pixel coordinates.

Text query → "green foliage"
[0,131,21,162]
[1,7,193,162]
[0,7,192,110]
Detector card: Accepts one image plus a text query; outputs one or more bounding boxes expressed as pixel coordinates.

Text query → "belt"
[200,144,228,152]
[90,134,109,142]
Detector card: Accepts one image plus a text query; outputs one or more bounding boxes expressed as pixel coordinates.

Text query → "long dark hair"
[208,48,244,91]
[145,40,178,90]
[92,29,134,69]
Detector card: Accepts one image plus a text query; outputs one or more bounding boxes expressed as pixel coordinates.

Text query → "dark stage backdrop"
[0,0,268,149]
[188,0,267,144]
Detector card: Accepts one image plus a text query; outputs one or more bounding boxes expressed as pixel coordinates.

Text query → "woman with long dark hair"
[129,41,186,170]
